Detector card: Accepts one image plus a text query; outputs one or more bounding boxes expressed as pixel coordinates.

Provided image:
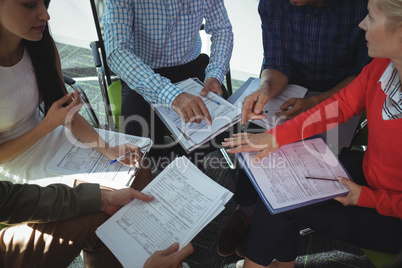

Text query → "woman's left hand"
[222,132,279,162]
[334,177,362,206]
[103,143,143,167]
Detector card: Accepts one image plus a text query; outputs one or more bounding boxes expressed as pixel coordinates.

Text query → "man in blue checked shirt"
[103,0,233,154]
[217,0,372,259]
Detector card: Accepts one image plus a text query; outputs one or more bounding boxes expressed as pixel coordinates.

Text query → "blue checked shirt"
[103,0,233,108]
[259,0,371,89]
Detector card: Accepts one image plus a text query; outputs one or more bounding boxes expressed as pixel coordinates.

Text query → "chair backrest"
[89,0,118,131]
[63,74,100,128]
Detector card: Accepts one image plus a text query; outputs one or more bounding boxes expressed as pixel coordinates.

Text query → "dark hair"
[22,0,65,114]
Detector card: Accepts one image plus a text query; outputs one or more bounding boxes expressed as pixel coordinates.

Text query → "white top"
[0,49,42,143]
[0,49,75,186]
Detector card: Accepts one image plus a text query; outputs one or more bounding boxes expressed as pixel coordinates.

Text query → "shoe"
[217,209,252,257]
[235,227,249,258]
[236,259,244,268]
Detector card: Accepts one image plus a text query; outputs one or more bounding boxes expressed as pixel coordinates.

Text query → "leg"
[245,198,402,267]
[295,201,402,254]
[0,213,121,268]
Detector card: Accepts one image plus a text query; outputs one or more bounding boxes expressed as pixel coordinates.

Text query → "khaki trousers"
[0,213,122,268]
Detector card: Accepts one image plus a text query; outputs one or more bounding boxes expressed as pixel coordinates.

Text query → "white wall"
[224,0,263,80]
[48,0,98,49]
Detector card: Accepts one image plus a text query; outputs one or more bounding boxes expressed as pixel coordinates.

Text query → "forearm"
[67,114,109,155]
[309,75,356,105]
[359,187,402,219]
[259,68,289,98]
[0,119,55,164]
[0,182,100,224]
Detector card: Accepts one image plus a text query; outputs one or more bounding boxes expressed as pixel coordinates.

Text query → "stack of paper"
[153,78,241,153]
[232,78,307,130]
[46,129,152,189]
[96,156,233,267]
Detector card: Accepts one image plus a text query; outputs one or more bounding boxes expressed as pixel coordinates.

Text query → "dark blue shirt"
[259,0,372,91]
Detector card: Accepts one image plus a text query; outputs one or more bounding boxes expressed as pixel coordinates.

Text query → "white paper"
[46,129,152,189]
[153,78,241,151]
[240,138,349,211]
[234,78,307,130]
[96,156,233,268]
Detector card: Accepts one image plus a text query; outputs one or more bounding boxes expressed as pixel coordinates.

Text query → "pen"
[109,145,149,164]
[305,176,339,182]
[204,95,221,105]
[109,152,132,164]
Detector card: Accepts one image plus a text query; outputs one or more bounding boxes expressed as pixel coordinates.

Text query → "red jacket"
[268,58,402,219]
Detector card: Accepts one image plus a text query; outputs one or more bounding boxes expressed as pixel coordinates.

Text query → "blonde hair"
[377,0,402,29]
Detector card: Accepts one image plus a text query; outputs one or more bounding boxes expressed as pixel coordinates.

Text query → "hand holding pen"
[107,144,144,168]
[109,152,134,164]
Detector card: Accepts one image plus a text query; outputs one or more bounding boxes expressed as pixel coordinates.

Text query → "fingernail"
[337,176,342,181]
[252,158,260,163]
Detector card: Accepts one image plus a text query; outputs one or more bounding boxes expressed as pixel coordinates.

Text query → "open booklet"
[232,78,308,130]
[46,129,152,190]
[96,156,233,267]
[152,78,241,153]
[237,138,351,214]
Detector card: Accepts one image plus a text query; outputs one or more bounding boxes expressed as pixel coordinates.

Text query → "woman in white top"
[0,0,151,188]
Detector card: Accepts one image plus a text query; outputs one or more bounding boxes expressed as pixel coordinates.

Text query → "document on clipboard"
[237,138,351,214]
[46,129,152,189]
[152,78,241,153]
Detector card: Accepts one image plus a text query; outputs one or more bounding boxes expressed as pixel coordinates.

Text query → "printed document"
[153,78,241,153]
[96,156,233,267]
[46,129,152,189]
[238,138,350,214]
[233,78,307,130]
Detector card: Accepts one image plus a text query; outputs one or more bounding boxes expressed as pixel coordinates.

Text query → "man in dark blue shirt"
[242,0,371,121]
[218,0,371,258]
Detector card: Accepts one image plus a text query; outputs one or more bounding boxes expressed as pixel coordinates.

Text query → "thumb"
[160,243,180,256]
[200,87,209,96]
[280,98,295,110]
[55,93,73,106]
[254,95,269,114]
[337,176,351,188]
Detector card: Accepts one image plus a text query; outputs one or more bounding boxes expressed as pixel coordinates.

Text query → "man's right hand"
[172,92,212,125]
[241,69,288,125]
[144,243,194,268]
[241,89,270,125]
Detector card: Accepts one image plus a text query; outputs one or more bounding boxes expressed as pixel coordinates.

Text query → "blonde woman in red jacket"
[224,0,402,267]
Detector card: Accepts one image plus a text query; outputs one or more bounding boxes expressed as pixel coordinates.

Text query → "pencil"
[304,176,339,182]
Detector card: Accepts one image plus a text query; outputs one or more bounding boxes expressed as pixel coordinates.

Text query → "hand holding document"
[237,138,351,214]
[46,129,152,189]
[96,156,233,267]
[153,78,241,153]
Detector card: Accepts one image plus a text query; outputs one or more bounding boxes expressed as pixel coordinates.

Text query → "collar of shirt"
[379,62,402,119]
